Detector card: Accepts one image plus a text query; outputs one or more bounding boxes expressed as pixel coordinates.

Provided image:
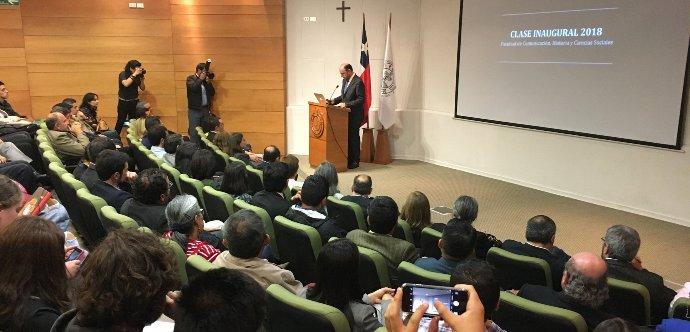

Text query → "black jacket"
[186,74,215,111]
[284,205,346,244]
[87,180,133,212]
[341,195,373,220]
[332,74,365,123]
[251,190,291,222]
[445,218,502,259]
[0,99,20,117]
[502,239,571,291]
[120,199,168,234]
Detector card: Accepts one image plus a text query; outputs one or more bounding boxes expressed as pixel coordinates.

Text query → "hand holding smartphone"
[65,247,88,262]
[401,284,468,317]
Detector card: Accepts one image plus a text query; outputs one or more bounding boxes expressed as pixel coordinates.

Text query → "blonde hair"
[400,191,431,231]
[130,118,147,140]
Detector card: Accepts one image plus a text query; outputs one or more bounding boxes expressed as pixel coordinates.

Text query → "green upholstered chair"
[195,126,205,138]
[265,284,350,332]
[397,261,451,286]
[326,196,366,232]
[670,297,690,320]
[161,238,188,285]
[146,152,164,167]
[492,291,587,332]
[486,247,553,290]
[186,254,220,281]
[229,156,246,165]
[75,188,108,247]
[211,147,230,172]
[38,120,48,130]
[233,200,279,260]
[245,165,264,194]
[603,277,651,326]
[160,162,182,196]
[43,150,64,167]
[59,173,90,244]
[273,216,322,283]
[137,226,153,233]
[136,144,160,170]
[202,186,234,221]
[47,162,68,204]
[100,205,139,231]
[179,174,207,217]
[392,219,414,243]
[419,227,443,259]
[358,246,392,294]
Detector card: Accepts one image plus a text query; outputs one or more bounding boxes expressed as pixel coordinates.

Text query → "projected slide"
[455,0,690,148]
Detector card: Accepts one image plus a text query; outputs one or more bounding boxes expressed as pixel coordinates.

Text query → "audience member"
[121,168,171,234]
[141,116,162,148]
[148,124,168,159]
[163,133,183,166]
[347,196,419,284]
[251,162,291,221]
[342,174,374,222]
[78,92,99,131]
[450,259,505,332]
[415,220,477,274]
[219,161,252,202]
[281,154,303,190]
[314,161,342,198]
[0,216,70,331]
[129,101,151,140]
[255,145,280,170]
[0,137,33,164]
[593,318,640,332]
[519,252,612,329]
[446,195,501,259]
[0,175,22,230]
[502,215,571,291]
[601,225,676,324]
[214,132,261,164]
[400,191,440,249]
[213,210,306,295]
[199,114,221,142]
[0,141,40,192]
[46,112,89,165]
[175,142,198,175]
[285,175,346,244]
[89,150,134,212]
[52,229,179,331]
[74,136,115,186]
[189,149,218,187]
[0,80,22,117]
[173,268,266,332]
[309,239,395,331]
[164,195,221,262]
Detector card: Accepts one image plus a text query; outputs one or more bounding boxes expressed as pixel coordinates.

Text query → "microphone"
[329,85,340,104]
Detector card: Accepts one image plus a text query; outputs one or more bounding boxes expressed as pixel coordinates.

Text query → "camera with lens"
[140,68,146,79]
[204,59,215,79]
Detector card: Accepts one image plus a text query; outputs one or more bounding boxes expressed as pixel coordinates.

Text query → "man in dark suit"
[284,175,346,244]
[255,145,280,171]
[186,63,215,145]
[87,150,134,212]
[250,162,291,222]
[601,225,676,325]
[502,215,571,290]
[342,174,373,220]
[519,252,613,329]
[328,63,365,169]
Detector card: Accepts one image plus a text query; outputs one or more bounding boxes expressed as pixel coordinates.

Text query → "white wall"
[287,0,690,226]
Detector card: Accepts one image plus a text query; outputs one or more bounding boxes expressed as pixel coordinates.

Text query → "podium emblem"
[310,111,325,138]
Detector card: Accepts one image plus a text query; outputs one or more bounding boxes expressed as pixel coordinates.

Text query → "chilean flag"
[359,13,372,127]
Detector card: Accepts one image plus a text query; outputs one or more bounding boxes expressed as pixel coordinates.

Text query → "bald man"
[518,252,613,329]
[327,63,365,169]
[46,112,89,165]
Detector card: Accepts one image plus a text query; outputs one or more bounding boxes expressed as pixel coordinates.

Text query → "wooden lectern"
[308,101,350,172]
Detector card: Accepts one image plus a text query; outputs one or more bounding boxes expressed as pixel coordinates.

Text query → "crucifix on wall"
[336,1,351,22]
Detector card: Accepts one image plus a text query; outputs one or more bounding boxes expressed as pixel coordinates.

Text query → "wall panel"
[0,7,31,117]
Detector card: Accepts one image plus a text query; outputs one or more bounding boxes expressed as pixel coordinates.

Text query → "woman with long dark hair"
[308,239,394,332]
[175,142,198,175]
[189,149,218,187]
[79,92,99,130]
[0,216,70,331]
[115,59,146,135]
[219,161,252,202]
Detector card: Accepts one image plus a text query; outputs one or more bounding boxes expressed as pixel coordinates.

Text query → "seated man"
[88,150,134,212]
[0,81,23,117]
[250,162,291,222]
[601,225,676,325]
[121,168,171,234]
[213,210,306,296]
[173,268,266,332]
[163,133,182,166]
[518,252,612,329]
[141,116,162,149]
[347,196,419,284]
[342,174,374,220]
[255,145,280,170]
[284,175,346,244]
[46,112,89,166]
[281,154,303,190]
[415,220,476,274]
[74,137,116,187]
[451,259,504,331]
[199,113,222,142]
[147,124,168,159]
[502,215,571,290]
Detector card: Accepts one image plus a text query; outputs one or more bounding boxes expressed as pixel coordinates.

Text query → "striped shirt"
[163,231,220,262]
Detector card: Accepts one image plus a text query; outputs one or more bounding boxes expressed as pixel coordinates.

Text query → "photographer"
[116,60,146,135]
[186,62,215,144]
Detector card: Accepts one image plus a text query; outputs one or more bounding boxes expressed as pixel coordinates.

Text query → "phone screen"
[65,248,86,262]
[402,284,468,317]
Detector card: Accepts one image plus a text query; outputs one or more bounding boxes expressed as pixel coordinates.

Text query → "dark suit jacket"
[332,75,365,124]
[341,194,373,220]
[186,74,215,111]
[251,190,291,222]
[502,240,570,291]
[87,180,133,212]
[120,199,168,234]
[284,206,346,245]
[605,259,676,325]
[347,229,419,285]
[519,284,613,331]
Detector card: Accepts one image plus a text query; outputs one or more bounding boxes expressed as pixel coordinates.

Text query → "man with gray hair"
[342,174,374,220]
[601,225,675,324]
[213,210,306,296]
[519,252,612,329]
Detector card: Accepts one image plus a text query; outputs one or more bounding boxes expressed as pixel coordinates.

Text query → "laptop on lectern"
[314,93,327,106]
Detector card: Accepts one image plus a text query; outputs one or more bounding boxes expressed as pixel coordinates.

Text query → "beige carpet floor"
[296,156,690,288]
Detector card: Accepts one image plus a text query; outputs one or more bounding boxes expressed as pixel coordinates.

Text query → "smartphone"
[401,284,468,317]
[65,247,88,262]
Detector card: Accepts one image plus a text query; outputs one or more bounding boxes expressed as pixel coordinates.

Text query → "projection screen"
[454,0,690,149]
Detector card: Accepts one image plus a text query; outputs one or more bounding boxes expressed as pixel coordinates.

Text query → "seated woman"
[315,161,342,198]
[163,194,221,261]
[79,93,119,140]
[308,238,394,331]
[121,168,171,234]
[189,149,219,188]
[447,195,501,259]
[219,162,252,203]
[400,191,445,249]
[174,142,198,175]
[128,102,151,141]
[213,131,261,165]
[0,216,70,331]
